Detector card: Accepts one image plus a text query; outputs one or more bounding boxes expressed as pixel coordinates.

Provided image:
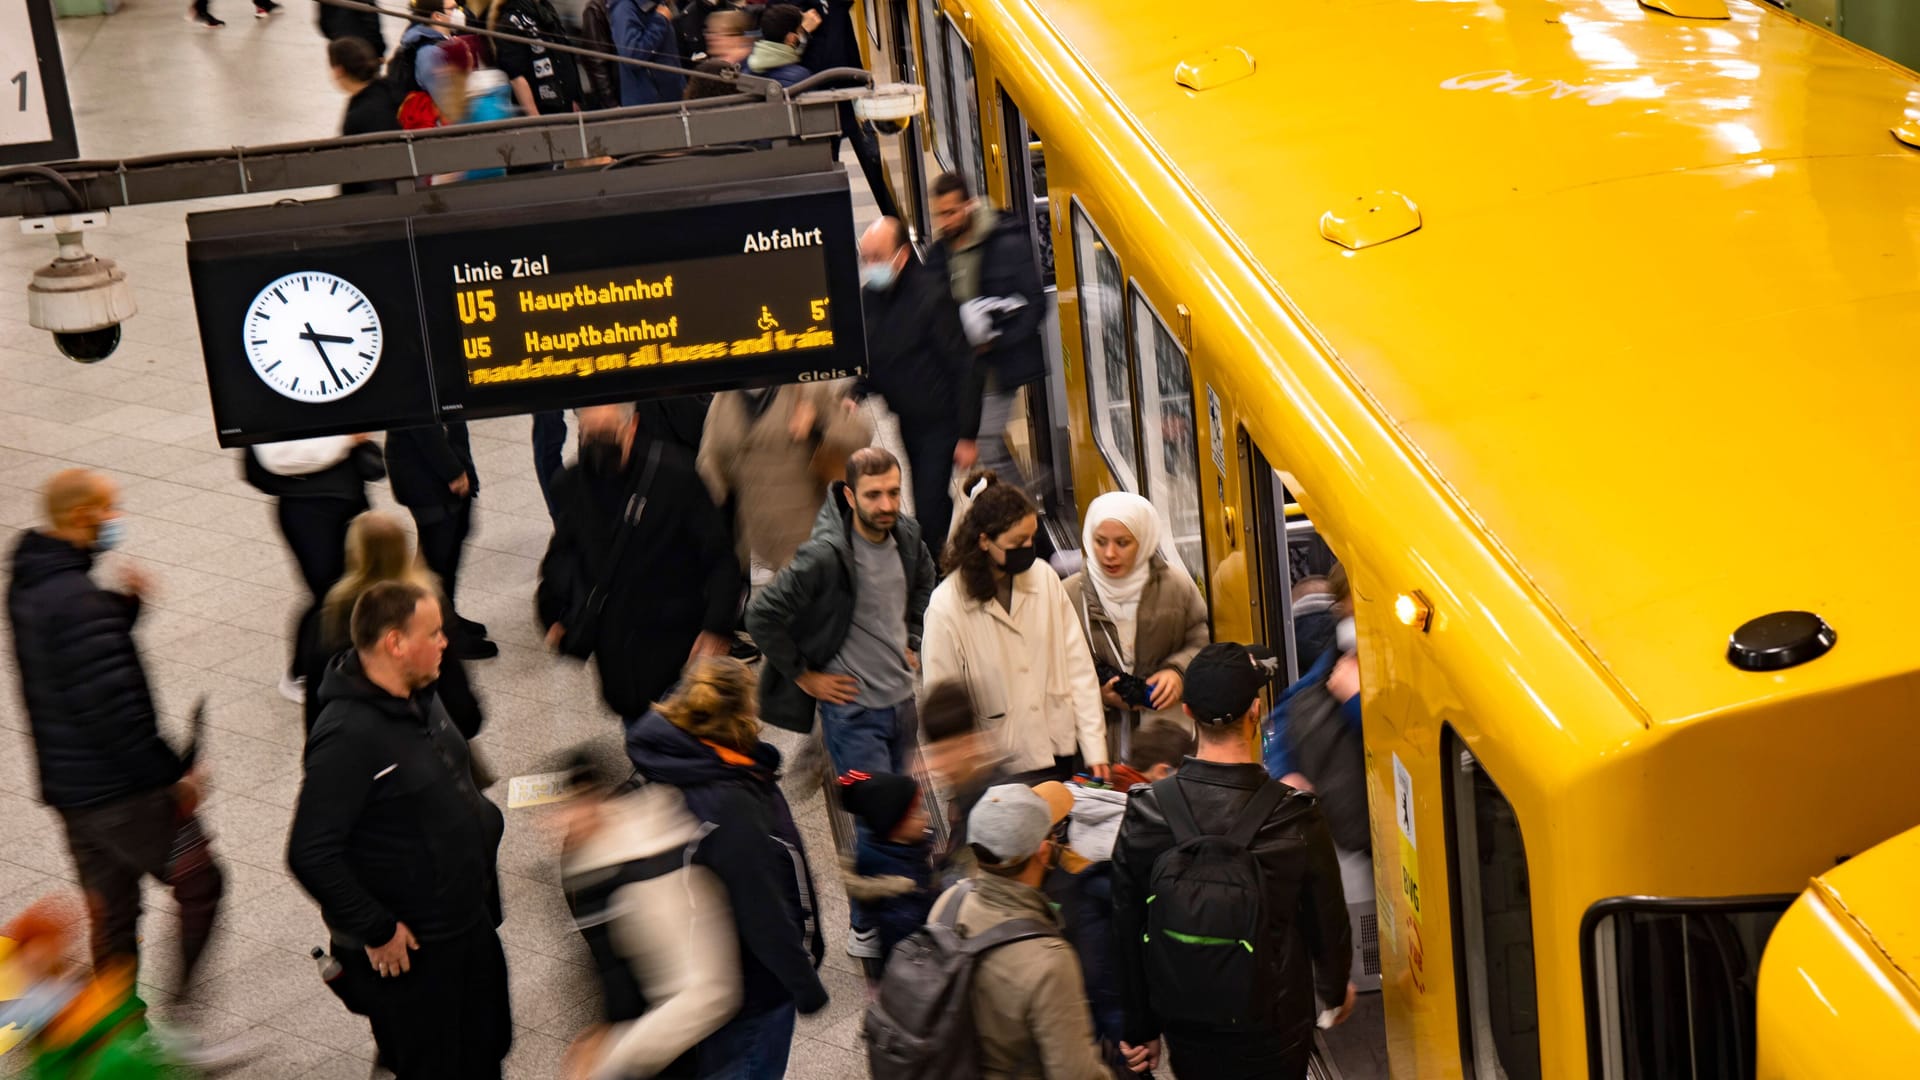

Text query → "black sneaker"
[451,636,499,661]
[254,0,279,14]
[189,10,226,26]
[457,616,490,639]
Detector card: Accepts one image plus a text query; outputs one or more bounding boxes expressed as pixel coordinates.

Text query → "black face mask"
[580,436,623,476]
[998,542,1039,577]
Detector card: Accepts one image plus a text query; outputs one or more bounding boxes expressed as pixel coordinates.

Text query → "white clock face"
[243,272,383,402]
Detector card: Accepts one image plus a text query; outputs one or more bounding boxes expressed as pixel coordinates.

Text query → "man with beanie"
[835,771,934,977]
[926,785,1120,1078]
[1111,643,1355,1079]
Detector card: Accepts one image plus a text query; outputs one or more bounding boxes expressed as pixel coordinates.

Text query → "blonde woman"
[301,511,481,738]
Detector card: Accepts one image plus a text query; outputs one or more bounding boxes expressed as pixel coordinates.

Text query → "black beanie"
[837,771,920,836]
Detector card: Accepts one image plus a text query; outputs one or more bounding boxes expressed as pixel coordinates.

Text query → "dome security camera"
[23,212,137,365]
[853,84,927,136]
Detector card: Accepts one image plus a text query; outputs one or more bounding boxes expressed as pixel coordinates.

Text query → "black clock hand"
[300,323,345,390]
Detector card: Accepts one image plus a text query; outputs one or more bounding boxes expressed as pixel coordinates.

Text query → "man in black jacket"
[858,216,980,548]
[930,171,1050,489]
[1111,642,1355,1079]
[6,470,226,1021]
[386,421,496,659]
[288,580,510,1078]
[538,403,740,726]
[744,447,936,958]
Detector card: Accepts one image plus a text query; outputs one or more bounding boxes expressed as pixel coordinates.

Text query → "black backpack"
[865,879,1058,1079]
[1142,777,1287,1028]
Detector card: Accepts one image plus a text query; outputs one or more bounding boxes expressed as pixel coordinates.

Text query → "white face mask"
[445,7,467,27]
[1335,616,1357,654]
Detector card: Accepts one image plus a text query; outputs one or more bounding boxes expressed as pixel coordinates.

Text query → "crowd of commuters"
[0,8,1379,1078]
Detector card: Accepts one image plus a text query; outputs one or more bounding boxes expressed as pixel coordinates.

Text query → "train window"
[1129,285,1206,591]
[1070,201,1141,492]
[943,15,987,191]
[918,0,952,171]
[1447,736,1543,1080]
[1584,897,1791,1080]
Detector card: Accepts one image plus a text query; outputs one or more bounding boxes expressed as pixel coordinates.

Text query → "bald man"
[857,216,979,548]
[6,469,229,1036]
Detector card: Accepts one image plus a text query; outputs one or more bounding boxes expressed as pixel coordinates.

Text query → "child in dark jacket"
[836,771,936,982]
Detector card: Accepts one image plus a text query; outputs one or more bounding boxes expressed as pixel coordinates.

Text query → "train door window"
[1584,897,1789,1080]
[887,0,931,240]
[999,89,1069,511]
[917,0,952,171]
[943,15,987,191]
[1447,734,1543,1080]
[1242,432,1339,685]
[1070,201,1141,492]
[1129,286,1206,592]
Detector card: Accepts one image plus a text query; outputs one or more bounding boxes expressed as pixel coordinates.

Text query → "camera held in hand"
[1096,660,1155,710]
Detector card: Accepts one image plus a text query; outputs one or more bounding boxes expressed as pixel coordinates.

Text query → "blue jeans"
[820,699,916,931]
[696,1001,796,1079]
[532,410,567,521]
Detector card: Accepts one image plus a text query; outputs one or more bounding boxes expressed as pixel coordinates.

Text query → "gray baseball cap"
[967,784,1053,866]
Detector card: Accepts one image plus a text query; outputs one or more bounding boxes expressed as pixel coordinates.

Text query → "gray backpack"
[864,879,1057,1079]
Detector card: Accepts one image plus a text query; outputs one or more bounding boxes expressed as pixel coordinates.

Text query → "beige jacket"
[1064,557,1211,732]
[942,873,1111,1080]
[695,381,872,570]
[562,786,741,1080]
[921,565,1108,772]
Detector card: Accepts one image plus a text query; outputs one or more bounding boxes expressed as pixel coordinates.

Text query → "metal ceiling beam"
[0,93,855,218]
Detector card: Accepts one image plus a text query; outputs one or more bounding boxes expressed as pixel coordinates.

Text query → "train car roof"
[1035,0,1920,723]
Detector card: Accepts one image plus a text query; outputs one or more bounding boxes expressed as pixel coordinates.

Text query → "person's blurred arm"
[814,382,873,461]
[1111,797,1161,1048]
[686,470,742,638]
[1296,801,1354,1008]
[743,547,827,679]
[693,399,737,507]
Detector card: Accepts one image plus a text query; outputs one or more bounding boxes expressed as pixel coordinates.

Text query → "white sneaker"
[846,926,883,959]
[278,674,304,705]
[150,1023,265,1071]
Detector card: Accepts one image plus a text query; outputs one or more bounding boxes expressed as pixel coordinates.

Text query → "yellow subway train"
[852,0,1920,1074]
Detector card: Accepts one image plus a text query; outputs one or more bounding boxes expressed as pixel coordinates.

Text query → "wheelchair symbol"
[757,307,779,331]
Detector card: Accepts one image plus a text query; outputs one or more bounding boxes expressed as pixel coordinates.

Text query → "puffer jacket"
[1111,760,1351,1043]
[6,531,182,810]
[840,838,935,962]
[625,713,828,1016]
[743,484,937,733]
[939,872,1110,1080]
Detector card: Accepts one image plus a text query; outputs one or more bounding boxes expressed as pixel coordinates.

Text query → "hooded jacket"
[840,838,936,961]
[860,253,981,435]
[931,205,1049,389]
[744,484,937,732]
[287,652,505,948]
[1111,760,1351,1043]
[625,713,828,1016]
[7,531,183,811]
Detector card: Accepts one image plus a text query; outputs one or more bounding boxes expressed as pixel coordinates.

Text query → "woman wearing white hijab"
[1064,491,1211,758]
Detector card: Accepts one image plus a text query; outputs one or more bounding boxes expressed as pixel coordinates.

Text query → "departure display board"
[187,165,866,445]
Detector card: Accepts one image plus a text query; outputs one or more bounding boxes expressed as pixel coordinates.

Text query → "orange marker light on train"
[1395,591,1432,633]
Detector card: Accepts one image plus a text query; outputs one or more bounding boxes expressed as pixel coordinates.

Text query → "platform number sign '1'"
[2,0,79,166]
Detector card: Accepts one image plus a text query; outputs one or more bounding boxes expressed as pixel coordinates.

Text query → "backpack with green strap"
[1141,778,1287,1028]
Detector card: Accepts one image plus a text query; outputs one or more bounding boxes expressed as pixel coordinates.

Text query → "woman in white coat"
[921,471,1109,783]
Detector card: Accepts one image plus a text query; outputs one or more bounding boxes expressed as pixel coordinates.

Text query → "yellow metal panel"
[1173,47,1255,92]
[1640,0,1731,19]
[1758,827,1920,1078]
[1318,191,1422,250]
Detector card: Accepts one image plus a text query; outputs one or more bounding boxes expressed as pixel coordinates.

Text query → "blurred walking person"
[5,469,233,1062]
[697,380,871,573]
[625,658,829,1079]
[540,404,740,727]
[243,433,381,705]
[386,421,497,659]
[289,581,511,1079]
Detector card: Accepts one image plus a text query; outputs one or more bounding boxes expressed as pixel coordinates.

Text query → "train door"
[877,0,930,240]
[996,89,1073,527]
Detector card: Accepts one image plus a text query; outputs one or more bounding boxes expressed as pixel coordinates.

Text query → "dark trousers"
[833,101,901,222]
[410,499,473,617]
[532,411,567,522]
[277,494,365,677]
[337,924,512,1080]
[899,418,957,556]
[59,787,225,997]
[1166,1027,1311,1080]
